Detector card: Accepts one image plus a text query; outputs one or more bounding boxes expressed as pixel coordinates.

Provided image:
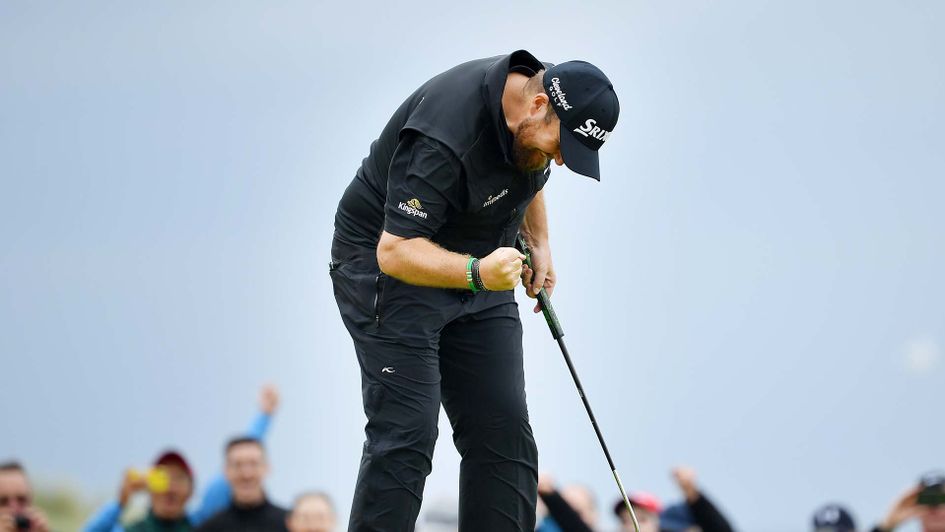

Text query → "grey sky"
[1,1,942,531]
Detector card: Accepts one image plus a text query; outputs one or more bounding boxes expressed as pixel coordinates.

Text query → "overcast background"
[1,1,943,531]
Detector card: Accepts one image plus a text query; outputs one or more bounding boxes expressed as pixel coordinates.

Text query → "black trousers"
[329,238,538,532]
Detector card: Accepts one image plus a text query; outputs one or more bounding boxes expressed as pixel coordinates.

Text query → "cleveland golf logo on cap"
[548,77,573,111]
[573,118,612,143]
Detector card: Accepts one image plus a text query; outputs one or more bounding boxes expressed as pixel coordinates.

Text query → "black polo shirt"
[195,499,288,532]
[334,50,552,259]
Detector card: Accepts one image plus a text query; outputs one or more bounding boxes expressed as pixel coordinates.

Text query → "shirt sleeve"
[383,133,462,240]
[688,491,736,532]
[537,490,594,532]
[82,501,125,532]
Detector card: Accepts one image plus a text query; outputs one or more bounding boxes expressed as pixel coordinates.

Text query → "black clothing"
[330,239,537,532]
[333,49,551,259]
[539,490,593,532]
[195,499,287,532]
[686,492,735,532]
[332,49,553,532]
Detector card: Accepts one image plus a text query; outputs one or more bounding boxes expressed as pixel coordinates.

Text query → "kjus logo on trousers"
[548,77,573,111]
[398,198,428,219]
[573,119,612,142]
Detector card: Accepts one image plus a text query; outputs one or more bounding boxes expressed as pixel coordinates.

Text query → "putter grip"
[515,235,564,339]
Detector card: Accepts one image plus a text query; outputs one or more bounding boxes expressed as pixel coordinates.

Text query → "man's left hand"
[521,242,555,313]
[259,384,280,415]
[672,466,700,503]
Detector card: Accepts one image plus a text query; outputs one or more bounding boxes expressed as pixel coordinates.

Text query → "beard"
[511,118,551,173]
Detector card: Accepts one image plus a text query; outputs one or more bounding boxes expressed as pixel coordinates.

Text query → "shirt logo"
[548,77,573,111]
[482,188,509,208]
[398,198,428,219]
[573,118,612,142]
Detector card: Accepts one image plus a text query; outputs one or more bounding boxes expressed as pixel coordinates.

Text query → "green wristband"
[465,256,479,293]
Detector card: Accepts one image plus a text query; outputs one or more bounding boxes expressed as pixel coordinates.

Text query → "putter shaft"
[516,235,642,532]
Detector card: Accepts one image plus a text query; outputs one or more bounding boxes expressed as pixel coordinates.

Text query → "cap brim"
[559,122,601,180]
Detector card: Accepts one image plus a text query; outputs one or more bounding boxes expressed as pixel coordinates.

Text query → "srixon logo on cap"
[573,118,612,143]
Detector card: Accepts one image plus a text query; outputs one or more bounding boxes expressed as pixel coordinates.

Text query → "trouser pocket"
[329,261,383,332]
[372,273,388,326]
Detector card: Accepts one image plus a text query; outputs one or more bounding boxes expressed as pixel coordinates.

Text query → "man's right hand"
[118,469,148,507]
[879,485,927,531]
[479,248,525,291]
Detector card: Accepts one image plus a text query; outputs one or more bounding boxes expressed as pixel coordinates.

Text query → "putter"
[516,234,642,532]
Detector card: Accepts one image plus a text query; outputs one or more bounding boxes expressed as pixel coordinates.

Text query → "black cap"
[920,471,945,488]
[543,61,620,180]
[812,504,856,532]
[918,470,945,506]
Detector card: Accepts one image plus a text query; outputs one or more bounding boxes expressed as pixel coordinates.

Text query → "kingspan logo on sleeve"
[398,198,428,219]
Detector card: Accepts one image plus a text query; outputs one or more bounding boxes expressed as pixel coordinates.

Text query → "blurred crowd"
[2,386,336,532]
[2,385,942,531]
[530,466,945,532]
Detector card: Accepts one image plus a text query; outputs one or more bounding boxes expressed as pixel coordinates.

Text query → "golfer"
[330,49,620,531]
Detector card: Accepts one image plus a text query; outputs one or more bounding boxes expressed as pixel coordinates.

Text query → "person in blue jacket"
[83,385,280,532]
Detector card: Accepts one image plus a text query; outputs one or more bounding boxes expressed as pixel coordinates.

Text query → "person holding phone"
[0,462,50,532]
[870,471,945,532]
[84,385,281,531]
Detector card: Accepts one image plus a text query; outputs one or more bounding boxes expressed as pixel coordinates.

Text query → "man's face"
[149,465,192,520]
[0,470,31,518]
[923,506,945,531]
[225,442,268,505]
[286,495,336,532]
[512,104,563,173]
[619,507,659,532]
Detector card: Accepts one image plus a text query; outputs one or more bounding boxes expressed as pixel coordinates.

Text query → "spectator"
[811,503,856,532]
[84,385,281,531]
[0,462,50,532]
[614,491,662,532]
[286,492,336,532]
[614,467,736,532]
[536,473,598,532]
[113,451,194,532]
[870,471,945,532]
[659,503,696,532]
[195,437,287,532]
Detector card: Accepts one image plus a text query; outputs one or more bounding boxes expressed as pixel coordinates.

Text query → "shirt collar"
[483,50,546,165]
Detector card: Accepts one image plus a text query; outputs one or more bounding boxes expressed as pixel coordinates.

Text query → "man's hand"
[480,248,525,291]
[880,486,928,531]
[520,241,555,313]
[537,472,556,496]
[672,466,700,503]
[21,508,50,532]
[259,384,280,415]
[118,468,148,507]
